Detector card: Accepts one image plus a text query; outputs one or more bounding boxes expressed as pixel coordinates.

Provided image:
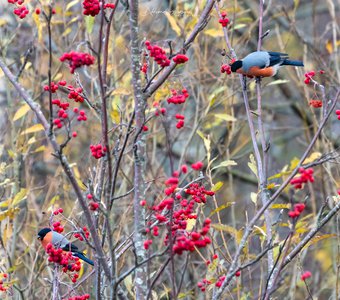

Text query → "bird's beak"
[37,236,41,240]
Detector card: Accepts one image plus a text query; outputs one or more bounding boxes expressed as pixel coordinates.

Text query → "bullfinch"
[230,51,304,77]
[37,228,94,266]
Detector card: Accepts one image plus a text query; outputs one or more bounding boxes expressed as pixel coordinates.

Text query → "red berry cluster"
[290,167,314,189]
[87,194,99,211]
[140,63,148,74]
[219,12,229,27]
[90,144,107,159]
[309,99,322,108]
[304,71,316,84]
[13,5,29,19]
[74,227,90,241]
[53,208,64,215]
[197,278,212,292]
[82,0,100,16]
[175,114,185,129]
[64,294,90,300]
[221,64,232,75]
[215,275,226,288]
[143,166,214,255]
[167,89,189,105]
[300,271,312,280]
[143,239,153,250]
[0,273,8,292]
[145,40,171,68]
[44,82,59,93]
[104,3,116,9]
[153,102,166,116]
[173,54,189,64]
[60,52,95,74]
[288,203,306,219]
[45,243,81,282]
[191,161,204,171]
[53,221,64,233]
[335,110,340,120]
[67,86,84,103]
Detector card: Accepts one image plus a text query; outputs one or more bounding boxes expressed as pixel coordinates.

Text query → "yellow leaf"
[304,234,336,249]
[12,188,27,206]
[270,203,291,209]
[253,225,266,237]
[248,154,258,178]
[211,223,238,237]
[85,15,95,34]
[20,124,45,135]
[0,207,20,221]
[303,152,322,164]
[49,195,60,205]
[13,104,30,121]
[214,113,237,122]
[209,202,234,217]
[110,109,120,124]
[32,12,43,42]
[289,157,300,171]
[266,183,276,189]
[0,19,8,27]
[250,192,257,205]
[204,28,224,37]
[164,12,181,36]
[111,87,131,96]
[211,181,223,192]
[7,149,15,159]
[197,130,210,160]
[186,218,196,231]
[76,179,87,191]
[211,160,237,171]
[267,79,290,86]
[32,145,46,153]
[66,0,80,11]
[62,27,73,37]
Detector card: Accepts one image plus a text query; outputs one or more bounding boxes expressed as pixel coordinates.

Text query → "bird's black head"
[37,228,51,240]
[230,60,243,72]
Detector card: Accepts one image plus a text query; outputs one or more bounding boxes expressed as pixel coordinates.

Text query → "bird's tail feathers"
[282,59,304,67]
[73,252,94,266]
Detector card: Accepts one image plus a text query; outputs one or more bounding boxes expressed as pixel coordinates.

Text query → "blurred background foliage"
[0,0,339,299]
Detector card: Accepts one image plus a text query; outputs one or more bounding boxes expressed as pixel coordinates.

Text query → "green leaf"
[85,16,95,34]
[211,160,237,171]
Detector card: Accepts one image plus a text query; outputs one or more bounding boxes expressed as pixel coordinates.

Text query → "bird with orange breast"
[37,227,94,266]
[230,51,304,77]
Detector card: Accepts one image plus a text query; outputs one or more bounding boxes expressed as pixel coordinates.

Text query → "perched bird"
[230,51,304,77]
[37,228,94,266]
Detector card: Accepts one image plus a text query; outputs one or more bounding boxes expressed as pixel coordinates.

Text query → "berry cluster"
[0,273,8,292]
[87,194,99,211]
[309,99,322,108]
[82,0,100,16]
[173,54,189,64]
[300,271,312,280]
[53,208,64,215]
[221,64,232,75]
[191,161,203,171]
[197,278,211,292]
[45,243,81,282]
[60,52,95,74]
[145,40,171,68]
[215,275,226,288]
[290,167,314,189]
[167,89,189,105]
[143,239,153,250]
[153,102,167,116]
[90,144,107,159]
[53,221,64,233]
[44,82,59,93]
[74,227,90,241]
[218,12,229,27]
[304,71,316,84]
[67,86,84,103]
[104,3,116,9]
[64,294,90,300]
[175,114,185,129]
[288,203,306,219]
[13,5,29,19]
[140,63,148,74]
[336,110,340,120]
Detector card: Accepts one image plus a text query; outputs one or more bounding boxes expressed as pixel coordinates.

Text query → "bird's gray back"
[52,231,70,248]
[242,51,270,72]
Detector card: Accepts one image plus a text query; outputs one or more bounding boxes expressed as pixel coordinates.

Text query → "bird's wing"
[62,242,79,253]
[267,52,289,67]
[51,231,70,249]
[242,51,270,71]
